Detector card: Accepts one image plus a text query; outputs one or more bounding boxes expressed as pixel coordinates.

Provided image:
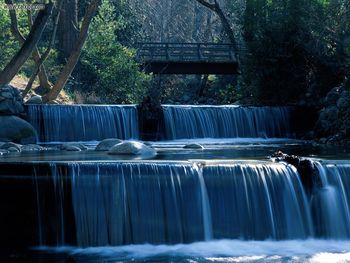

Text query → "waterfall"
[203,163,313,240]
[27,105,139,142]
[34,161,316,247]
[312,162,350,238]
[163,105,292,139]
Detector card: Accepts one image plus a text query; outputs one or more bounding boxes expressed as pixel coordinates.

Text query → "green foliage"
[242,0,350,104]
[0,8,18,71]
[81,0,149,104]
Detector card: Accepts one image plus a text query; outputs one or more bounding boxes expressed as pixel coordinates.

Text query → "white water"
[36,239,350,262]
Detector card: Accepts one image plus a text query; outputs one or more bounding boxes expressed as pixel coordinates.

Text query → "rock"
[319,137,327,144]
[0,84,25,115]
[0,142,22,152]
[26,95,43,104]
[108,141,156,156]
[271,151,316,195]
[48,100,59,105]
[0,149,9,155]
[21,144,45,152]
[8,147,20,153]
[60,143,88,151]
[324,87,342,106]
[64,145,82,152]
[337,96,350,110]
[0,116,37,144]
[183,143,204,149]
[95,138,123,151]
[182,95,191,103]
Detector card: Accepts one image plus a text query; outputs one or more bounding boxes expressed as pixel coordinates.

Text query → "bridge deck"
[136,43,239,74]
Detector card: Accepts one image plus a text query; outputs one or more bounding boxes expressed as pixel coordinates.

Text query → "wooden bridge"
[136,43,239,74]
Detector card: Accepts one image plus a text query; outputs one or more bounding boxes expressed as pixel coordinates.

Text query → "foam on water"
[35,239,350,262]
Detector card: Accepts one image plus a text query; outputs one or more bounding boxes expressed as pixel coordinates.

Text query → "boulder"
[60,143,88,151]
[0,84,25,115]
[183,143,204,150]
[0,116,37,144]
[95,138,123,151]
[26,95,43,104]
[108,141,156,156]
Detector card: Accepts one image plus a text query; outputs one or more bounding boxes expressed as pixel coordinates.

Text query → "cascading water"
[27,104,139,142]
[162,105,292,139]
[35,161,317,247]
[312,161,350,239]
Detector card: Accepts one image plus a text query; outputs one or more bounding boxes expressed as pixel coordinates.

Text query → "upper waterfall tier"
[27,105,139,142]
[163,105,293,139]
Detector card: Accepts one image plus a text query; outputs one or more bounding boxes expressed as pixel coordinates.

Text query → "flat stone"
[0,149,9,155]
[21,144,45,152]
[183,143,204,149]
[63,145,82,152]
[8,147,20,152]
[108,141,156,157]
[95,138,123,151]
[60,143,88,151]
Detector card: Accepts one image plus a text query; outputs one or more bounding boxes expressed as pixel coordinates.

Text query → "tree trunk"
[0,2,53,85]
[22,0,64,97]
[57,0,79,59]
[43,0,101,102]
[5,0,51,89]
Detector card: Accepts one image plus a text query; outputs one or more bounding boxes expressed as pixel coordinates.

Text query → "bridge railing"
[136,42,236,63]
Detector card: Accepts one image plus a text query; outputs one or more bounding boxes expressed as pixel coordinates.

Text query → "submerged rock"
[60,143,88,151]
[0,116,37,144]
[108,141,156,156]
[183,143,204,150]
[95,138,123,151]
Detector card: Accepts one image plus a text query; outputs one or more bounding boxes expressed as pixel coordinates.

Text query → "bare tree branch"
[194,0,237,51]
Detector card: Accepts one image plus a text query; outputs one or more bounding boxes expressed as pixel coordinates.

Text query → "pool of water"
[1,138,350,163]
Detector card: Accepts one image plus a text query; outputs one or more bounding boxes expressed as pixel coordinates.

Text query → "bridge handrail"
[135,42,236,62]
